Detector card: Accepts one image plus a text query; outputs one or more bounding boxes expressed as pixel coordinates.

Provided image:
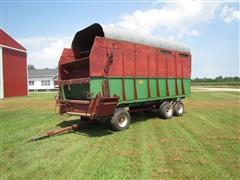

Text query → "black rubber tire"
[110,109,131,131]
[159,102,173,119]
[173,101,184,116]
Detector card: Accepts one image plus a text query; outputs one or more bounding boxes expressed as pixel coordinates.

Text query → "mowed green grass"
[1,91,240,179]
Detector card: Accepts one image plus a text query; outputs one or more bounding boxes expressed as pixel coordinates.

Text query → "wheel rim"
[165,105,173,117]
[177,104,184,114]
[118,114,128,127]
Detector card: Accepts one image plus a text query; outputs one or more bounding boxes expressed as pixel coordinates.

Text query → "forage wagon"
[55,23,191,131]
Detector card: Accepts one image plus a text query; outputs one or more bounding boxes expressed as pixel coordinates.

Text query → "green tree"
[28,64,35,70]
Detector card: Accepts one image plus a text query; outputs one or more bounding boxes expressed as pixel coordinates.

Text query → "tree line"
[192,76,240,82]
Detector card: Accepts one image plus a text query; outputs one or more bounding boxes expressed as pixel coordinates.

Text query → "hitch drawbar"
[31,120,90,141]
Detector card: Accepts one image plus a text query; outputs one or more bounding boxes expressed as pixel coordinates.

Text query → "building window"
[29,81,34,86]
[41,80,50,86]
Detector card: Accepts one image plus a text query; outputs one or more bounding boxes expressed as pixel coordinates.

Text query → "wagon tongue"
[31,120,91,141]
[31,124,79,141]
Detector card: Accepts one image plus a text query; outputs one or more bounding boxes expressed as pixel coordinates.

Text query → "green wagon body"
[61,78,190,105]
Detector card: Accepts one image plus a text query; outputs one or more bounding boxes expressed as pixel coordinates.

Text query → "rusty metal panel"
[123,49,135,77]
[90,36,192,79]
[180,54,191,78]
[157,53,167,78]
[166,53,176,78]
[176,53,183,78]
[118,40,136,52]
[59,48,75,66]
[136,44,149,77]
[107,48,123,76]
[90,46,106,77]
[148,52,157,77]
[93,95,119,118]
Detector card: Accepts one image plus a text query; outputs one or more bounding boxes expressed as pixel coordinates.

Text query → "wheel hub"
[177,104,184,114]
[166,106,173,116]
[118,114,128,127]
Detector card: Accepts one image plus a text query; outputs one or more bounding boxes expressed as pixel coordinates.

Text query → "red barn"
[0,29,27,98]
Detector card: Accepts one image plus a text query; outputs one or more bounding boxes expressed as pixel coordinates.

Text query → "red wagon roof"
[0,29,26,52]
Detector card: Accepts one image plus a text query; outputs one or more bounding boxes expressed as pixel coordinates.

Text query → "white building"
[28,69,58,91]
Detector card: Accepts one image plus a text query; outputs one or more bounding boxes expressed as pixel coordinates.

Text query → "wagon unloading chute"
[32,23,191,140]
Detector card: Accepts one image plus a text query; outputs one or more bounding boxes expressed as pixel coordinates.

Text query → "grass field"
[1,91,240,179]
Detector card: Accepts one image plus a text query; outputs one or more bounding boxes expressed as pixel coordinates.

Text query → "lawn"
[1,91,240,179]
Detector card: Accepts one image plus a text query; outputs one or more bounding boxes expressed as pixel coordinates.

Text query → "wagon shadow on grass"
[56,111,162,138]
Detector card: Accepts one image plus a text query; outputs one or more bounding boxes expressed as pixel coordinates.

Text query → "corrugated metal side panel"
[90,37,191,78]
[90,77,191,104]
[58,48,75,66]
[2,48,27,97]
